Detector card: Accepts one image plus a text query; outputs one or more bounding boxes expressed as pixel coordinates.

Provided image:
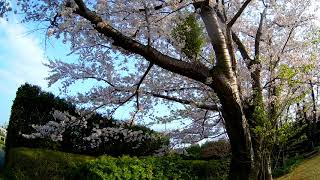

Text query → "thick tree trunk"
[212,74,274,180]
[263,155,273,180]
[72,0,272,178]
[212,75,254,180]
[252,149,273,180]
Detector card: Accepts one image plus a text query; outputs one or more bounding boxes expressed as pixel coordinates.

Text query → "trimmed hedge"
[4,147,94,180]
[6,83,169,157]
[6,83,74,152]
[5,147,229,180]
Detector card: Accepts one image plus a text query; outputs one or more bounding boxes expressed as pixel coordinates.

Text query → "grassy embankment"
[277,153,320,180]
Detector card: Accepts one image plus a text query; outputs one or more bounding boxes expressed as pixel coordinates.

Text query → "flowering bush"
[6,83,75,152]
[7,84,169,156]
[22,110,169,156]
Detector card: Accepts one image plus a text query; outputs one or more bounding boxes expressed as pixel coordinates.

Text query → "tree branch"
[82,76,115,87]
[163,86,208,93]
[135,62,154,110]
[254,8,267,59]
[147,92,220,111]
[232,32,252,61]
[71,0,210,84]
[227,0,252,27]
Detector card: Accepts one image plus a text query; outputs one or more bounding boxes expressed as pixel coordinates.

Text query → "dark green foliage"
[271,119,320,177]
[80,127,169,157]
[172,14,204,59]
[75,154,230,180]
[201,140,231,159]
[272,155,304,177]
[5,148,229,180]
[6,83,168,157]
[6,83,74,152]
[61,116,169,156]
[4,147,93,180]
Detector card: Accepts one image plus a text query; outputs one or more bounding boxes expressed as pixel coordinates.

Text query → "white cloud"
[0,19,51,125]
[0,19,49,95]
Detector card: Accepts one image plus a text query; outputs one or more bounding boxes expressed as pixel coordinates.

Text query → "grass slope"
[277,154,320,180]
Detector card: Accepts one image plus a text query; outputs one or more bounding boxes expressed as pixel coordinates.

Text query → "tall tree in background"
[12,0,319,179]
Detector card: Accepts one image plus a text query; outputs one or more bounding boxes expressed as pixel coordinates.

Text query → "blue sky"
[0,16,172,129]
[2,1,319,131]
[0,16,112,126]
[0,18,55,126]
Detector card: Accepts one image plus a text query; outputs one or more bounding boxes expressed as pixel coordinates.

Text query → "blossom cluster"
[83,126,161,149]
[23,110,164,151]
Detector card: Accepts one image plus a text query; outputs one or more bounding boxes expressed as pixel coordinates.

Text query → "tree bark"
[251,144,273,180]
[211,74,254,180]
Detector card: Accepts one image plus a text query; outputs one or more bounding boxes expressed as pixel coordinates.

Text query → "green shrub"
[272,155,304,177]
[186,144,202,159]
[5,148,229,180]
[4,147,94,180]
[75,154,230,180]
[75,156,157,179]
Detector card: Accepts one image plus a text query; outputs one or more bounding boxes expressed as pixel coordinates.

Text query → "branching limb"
[71,0,211,85]
[231,32,252,62]
[254,8,267,60]
[147,92,220,111]
[227,0,252,28]
[135,62,154,111]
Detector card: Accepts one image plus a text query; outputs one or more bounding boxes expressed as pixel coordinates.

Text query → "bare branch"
[201,110,209,138]
[163,86,208,93]
[227,0,252,27]
[135,62,154,110]
[81,76,115,87]
[280,26,295,54]
[138,0,184,12]
[254,8,267,59]
[142,2,151,45]
[109,93,136,117]
[232,32,252,61]
[147,92,220,111]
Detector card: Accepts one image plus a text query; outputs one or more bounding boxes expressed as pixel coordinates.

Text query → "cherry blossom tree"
[0,0,10,18]
[13,0,319,179]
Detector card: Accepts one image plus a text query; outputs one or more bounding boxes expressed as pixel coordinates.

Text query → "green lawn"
[277,154,320,180]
